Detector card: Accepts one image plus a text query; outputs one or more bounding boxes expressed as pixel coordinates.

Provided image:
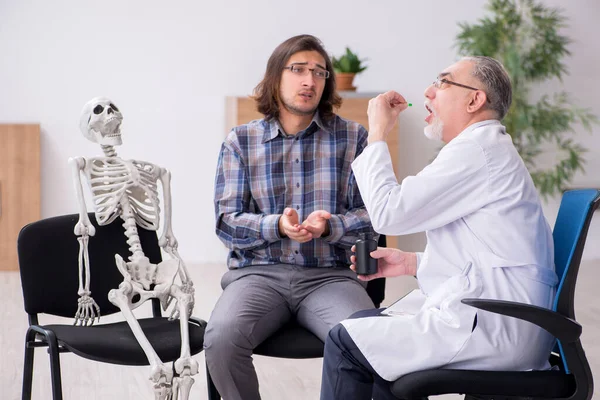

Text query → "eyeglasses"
[433,77,480,91]
[432,77,491,103]
[284,64,330,79]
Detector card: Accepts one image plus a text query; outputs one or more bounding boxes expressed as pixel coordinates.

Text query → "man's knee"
[204,314,253,360]
[326,323,347,350]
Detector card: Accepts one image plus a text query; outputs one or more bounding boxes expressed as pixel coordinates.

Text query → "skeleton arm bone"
[158,167,192,285]
[69,157,93,296]
[69,156,100,325]
[69,157,96,236]
[158,167,176,250]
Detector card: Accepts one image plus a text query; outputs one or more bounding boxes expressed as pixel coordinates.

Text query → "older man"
[320,56,558,400]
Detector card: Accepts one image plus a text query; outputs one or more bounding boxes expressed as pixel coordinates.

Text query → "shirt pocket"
[422,262,482,327]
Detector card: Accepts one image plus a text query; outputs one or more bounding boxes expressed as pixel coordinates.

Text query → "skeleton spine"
[120,200,146,261]
[101,145,117,158]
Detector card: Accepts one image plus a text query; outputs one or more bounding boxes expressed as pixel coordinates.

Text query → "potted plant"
[456,0,598,198]
[332,47,368,91]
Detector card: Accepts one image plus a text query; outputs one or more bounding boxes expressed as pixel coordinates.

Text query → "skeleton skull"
[79,97,123,146]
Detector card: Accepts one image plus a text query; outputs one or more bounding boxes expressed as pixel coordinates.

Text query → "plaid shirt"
[214,112,374,269]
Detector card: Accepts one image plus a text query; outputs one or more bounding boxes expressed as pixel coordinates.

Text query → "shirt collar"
[459,119,503,137]
[262,112,332,143]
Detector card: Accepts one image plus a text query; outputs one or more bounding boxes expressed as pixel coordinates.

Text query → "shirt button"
[295,250,299,254]
[296,183,300,188]
[295,136,299,141]
[296,205,300,210]
[295,159,299,163]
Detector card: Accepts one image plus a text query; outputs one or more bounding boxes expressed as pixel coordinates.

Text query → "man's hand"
[300,210,332,238]
[350,246,417,281]
[367,90,409,144]
[279,208,313,243]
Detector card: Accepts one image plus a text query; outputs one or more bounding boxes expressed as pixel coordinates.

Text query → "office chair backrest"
[18,213,162,318]
[551,189,600,374]
[552,190,600,317]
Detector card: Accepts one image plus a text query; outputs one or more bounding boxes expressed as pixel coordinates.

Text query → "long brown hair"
[253,34,342,122]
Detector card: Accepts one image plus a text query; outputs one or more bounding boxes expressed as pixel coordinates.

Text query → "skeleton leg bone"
[170,284,198,400]
[108,278,174,399]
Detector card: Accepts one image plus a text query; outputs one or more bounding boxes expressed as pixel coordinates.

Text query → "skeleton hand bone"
[74,294,100,326]
[168,281,195,321]
[159,233,178,253]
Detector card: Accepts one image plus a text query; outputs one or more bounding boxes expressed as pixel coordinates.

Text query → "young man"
[207,34,376,400]
[320,57,557,399]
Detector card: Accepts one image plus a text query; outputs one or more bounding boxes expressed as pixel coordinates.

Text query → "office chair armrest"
[189,316,208,329]
[461,298,582,343]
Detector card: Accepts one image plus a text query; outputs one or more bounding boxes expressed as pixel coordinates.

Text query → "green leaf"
[455,0,599,197]
[332,47,368,74]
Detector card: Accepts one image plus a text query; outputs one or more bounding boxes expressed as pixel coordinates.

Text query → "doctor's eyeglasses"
[284,64,330,79]
[433,77,491,103]
[433,77,480,91]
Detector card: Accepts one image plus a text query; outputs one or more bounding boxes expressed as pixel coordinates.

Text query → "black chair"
[206,235,388,400]
[390,189,599,400]
[18,213,207,400]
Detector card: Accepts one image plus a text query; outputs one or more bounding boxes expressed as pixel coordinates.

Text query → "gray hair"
[461,56,512,120]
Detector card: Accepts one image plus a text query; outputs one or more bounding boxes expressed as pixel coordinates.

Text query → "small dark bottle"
[355,232,378,275]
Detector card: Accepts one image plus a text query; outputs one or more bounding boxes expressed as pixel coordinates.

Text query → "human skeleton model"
[70,97,198,400]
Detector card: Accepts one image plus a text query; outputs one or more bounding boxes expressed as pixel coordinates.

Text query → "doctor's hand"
[279,208,313,243]
[367,91,408,144]
[350,246,417,281]
[299,210,332,238]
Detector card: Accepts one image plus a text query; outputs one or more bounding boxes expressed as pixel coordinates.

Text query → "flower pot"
[335,72,357,91]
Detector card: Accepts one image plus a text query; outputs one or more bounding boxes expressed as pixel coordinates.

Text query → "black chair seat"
[206,235,389,399]
[40,317,206,366]
[391,369,576,399]
[253,320,324,359]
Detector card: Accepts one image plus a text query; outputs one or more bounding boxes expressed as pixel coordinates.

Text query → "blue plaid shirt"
[214,112,375,269]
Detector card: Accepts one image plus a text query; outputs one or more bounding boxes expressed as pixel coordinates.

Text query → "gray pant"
[204,264,375,400]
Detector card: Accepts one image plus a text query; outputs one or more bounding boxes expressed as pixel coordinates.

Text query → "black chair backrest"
[18,213,162,318]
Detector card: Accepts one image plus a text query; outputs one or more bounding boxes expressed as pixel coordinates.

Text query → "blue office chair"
[391,189,599,400]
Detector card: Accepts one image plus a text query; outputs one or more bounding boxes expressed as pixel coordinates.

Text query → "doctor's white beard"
[424,117,444,141]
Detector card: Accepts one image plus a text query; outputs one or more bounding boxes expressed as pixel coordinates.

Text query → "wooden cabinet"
[225,94,401,249]
[0,124,41,270]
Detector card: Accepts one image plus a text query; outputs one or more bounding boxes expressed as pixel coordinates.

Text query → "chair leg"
[206,361,221,400]
[44,330,63,400]
[22,330,37,400]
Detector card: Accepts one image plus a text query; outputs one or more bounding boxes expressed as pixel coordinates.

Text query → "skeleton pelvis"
[113,254,180,310]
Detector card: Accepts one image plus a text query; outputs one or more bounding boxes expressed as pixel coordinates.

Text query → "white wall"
[1,0,598,263]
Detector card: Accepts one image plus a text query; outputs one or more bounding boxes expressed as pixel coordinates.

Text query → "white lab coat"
[343,120,558,381]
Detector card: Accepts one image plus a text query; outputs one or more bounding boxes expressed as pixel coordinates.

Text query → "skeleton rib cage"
[87,158,161,234]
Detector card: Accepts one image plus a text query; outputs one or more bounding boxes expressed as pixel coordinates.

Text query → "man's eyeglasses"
[433,77,490,103]
[284,64,330,79]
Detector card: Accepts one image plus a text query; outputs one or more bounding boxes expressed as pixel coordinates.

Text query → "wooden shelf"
[0,124,41,270]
